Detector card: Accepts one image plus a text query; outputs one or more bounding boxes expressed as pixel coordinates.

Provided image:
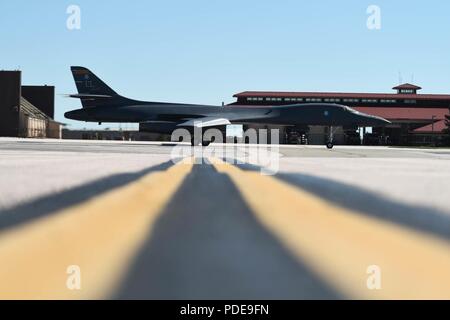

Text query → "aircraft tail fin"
[70,66,122,108]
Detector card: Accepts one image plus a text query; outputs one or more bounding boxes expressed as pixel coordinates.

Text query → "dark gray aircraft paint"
[65,67,390,148]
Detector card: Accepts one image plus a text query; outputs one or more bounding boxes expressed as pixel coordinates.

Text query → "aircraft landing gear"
[326,126,334,149]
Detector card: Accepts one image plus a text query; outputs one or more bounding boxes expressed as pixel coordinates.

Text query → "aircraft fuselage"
[65,102,389,128]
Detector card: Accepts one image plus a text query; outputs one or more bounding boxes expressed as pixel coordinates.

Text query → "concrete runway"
[0,138,449,299]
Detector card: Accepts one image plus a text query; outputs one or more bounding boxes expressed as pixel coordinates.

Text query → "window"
[404,100,417,104]
[306,98,322,102]
[247,97,264,102]
[266,97,282,102]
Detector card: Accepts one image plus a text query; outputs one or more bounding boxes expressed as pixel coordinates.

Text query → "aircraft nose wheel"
[326,126,335,150]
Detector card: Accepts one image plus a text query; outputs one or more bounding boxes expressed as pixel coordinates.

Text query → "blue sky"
[1,0,450,129]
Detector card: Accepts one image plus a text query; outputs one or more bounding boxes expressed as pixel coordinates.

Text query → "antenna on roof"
[398,71,403,85]
[411,73,415,84]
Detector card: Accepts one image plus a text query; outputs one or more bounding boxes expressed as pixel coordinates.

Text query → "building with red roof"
[230,83,450,146]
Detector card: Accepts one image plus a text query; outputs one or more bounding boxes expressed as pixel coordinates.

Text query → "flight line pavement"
[0,138,449,299]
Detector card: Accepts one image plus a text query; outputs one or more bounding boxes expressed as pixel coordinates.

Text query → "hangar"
[231,83,450,146]
[0,71,62,139]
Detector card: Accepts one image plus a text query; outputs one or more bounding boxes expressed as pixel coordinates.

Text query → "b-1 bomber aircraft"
[65,67,390,148]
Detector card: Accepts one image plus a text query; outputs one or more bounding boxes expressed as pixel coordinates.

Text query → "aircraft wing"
[177,117,231,128]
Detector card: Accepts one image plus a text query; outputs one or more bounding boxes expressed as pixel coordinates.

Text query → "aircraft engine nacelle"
[139,122,179,134]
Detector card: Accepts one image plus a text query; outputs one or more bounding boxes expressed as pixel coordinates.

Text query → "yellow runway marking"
[212,159,450,299]
[0,161,193,300]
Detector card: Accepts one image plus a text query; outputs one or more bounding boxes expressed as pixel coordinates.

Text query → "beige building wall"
[47,121,62,139]
[19,114,47,138]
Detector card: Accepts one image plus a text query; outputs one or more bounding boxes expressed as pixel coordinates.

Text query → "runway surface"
[0,138,449,299]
